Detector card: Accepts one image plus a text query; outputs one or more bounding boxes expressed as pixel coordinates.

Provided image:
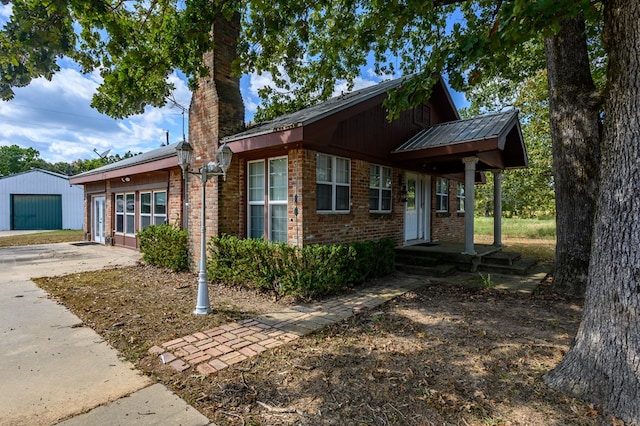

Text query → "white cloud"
[0,66,191,164]
[0,3,12,19]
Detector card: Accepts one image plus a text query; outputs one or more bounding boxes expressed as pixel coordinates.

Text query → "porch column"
[492,169,503,246]
[462,157,479,255]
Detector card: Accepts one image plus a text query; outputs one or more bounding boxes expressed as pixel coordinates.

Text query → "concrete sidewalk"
[0,242,208,426]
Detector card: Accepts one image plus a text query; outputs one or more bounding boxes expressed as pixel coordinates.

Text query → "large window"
[116,193,136,234]
[154,191,167,225]
[248,157,288,242]
[370,165,392,212]
[140,191,167,230]
[316,153,350,213]
[248,161,265,239]
[436,178,449,212]
[456,183,465,213]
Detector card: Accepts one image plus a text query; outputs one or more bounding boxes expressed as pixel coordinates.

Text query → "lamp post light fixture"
[175,141,233,315]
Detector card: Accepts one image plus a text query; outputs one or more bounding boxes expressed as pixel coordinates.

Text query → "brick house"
[70,17,527,261]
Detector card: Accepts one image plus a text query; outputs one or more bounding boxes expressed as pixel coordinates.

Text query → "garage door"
[11,194,63,230]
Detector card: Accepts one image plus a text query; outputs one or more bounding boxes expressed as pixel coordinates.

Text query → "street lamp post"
[176,141,233,315]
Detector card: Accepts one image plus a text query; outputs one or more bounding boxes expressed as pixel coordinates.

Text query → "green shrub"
[207,235,396,300]
[138,223,189,271]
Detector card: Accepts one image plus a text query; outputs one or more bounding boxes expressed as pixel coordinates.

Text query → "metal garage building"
[0,169,84,230]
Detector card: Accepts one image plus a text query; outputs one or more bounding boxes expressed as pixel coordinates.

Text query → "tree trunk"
[544,14,601,297]
[544,2,640,423]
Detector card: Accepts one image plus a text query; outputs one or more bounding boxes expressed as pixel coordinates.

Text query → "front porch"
[395,242,538,277]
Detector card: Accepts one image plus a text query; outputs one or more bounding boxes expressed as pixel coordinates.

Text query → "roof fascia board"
[226,127,304,153]
[70,157,178,185]
[391,138,498,161]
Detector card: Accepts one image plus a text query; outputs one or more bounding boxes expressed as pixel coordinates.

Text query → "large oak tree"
[1,0,638,422]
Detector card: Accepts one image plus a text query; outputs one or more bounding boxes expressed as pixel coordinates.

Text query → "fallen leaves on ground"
[36,264,601,425]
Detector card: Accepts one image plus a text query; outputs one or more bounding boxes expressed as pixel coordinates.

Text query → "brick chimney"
[187,13,244,269]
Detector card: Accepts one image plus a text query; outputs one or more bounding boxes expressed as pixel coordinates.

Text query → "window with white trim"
[139,191,167,231]
[140,192,152,229]
[153,191,167,225]
[116,192,136,234]
[369,164,392,212]
[115,194,125,233]
[248,157,288,242]
[456,183,465,212]
[436,178,449,212]
[248,161,265,239]
[316,153,350,212]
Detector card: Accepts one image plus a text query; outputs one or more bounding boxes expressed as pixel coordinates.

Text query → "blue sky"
[0,3,467,164]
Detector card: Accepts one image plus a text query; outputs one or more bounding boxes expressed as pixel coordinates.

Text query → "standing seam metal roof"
[393,110,519,153]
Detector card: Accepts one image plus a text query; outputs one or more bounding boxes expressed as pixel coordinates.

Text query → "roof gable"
[225,75,458,143]
[0,168,70,181]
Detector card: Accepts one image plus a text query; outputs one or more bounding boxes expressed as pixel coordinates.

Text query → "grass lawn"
[475,217,556,267]
[0,230,84,247]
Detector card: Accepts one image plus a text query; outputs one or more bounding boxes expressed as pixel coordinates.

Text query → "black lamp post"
[175,141,233,315]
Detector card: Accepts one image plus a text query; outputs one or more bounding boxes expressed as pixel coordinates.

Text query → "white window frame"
[140,192,152,230]
[456,183,465,213]
[247,160,266,240]
[370,164,392,213]
[115,193,125,234]
[115,192,136,235]
[316,153,351,213]
[436,178,449,213]
[153,191,167,225]
[268,157,288,242]
[138,190,167,231]
[247,157,288,242]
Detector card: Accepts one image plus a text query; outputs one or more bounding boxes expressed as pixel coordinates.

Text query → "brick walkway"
[148,276,425,376]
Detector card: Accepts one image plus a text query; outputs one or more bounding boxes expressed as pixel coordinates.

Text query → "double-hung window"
[140,191,167,230]
[456,183,465,213]
[115,193,136,234]
[436,178,449,213]
[316,153,350,213]
[247,157,288,242]
[370,165,392,212]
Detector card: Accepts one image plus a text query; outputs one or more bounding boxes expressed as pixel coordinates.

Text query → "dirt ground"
[36,264,606,426]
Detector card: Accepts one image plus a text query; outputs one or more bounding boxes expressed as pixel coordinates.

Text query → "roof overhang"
[69,157,179,185]
[390,111,527,174]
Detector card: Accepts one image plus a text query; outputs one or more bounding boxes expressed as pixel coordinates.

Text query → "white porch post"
[462,157,479,255]
[492,169,503,246]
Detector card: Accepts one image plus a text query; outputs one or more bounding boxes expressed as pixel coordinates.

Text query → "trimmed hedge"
[138,223,189,271]
[207,235,396,300]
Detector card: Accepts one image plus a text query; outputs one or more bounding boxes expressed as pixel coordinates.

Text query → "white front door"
[93,196,106,244]
[404,173,431,243]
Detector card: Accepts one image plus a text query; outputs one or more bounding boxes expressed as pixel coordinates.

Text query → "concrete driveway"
[0,242,208,426]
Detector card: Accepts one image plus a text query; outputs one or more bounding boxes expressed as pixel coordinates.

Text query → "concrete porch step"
[395,262,458,277]
[477,257,538,275]
[481,251,522,266]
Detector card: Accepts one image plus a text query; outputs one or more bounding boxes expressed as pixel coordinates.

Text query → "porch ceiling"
[391,110,528,174]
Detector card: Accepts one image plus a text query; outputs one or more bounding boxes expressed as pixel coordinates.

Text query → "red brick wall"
[301,150,404,246]
[168,168,183,225]
[187,14,244,268]
[431,179,465,242]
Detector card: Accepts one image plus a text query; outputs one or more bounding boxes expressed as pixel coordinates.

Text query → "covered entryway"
[93,196,106,244]
[10,194,62,230]
[393,110,528,254]
[404,172,431,243]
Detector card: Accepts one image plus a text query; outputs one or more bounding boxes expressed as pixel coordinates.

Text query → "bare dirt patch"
[36,264,602,425]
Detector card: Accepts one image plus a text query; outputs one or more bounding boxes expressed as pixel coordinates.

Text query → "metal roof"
[393,110,519,153]
[224,77,410,142]
[71,142,179,178]
[0,168,71,181]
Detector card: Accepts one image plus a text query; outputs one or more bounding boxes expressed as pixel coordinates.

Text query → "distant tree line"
[0,144,139,177]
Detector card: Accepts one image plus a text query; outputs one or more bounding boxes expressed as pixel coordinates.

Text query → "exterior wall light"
[175,140,233,315]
